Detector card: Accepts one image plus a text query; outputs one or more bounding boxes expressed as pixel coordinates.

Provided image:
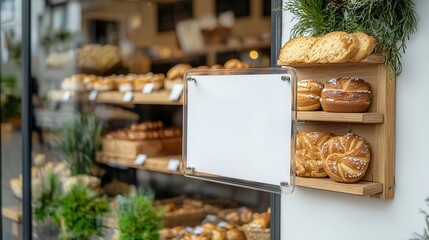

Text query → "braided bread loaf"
[296,132,333,177]
[321,133,371,183]
[297,80,324,111]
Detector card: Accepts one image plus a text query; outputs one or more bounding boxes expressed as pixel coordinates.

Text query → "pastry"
[61,74,86,91]
[296,132,333,177]
[349,32,376,62]
[297,79,324,111]
[249,212,270,229]
[320,77,372,113]
[224,59,251,69]
[225,229,246,240]
[118,79,134,92]
[167,63,192,80]
[279,36,319,64]
[321,133,371,183]
[93,79,115,91]
[305,32,359,63]
[240,208,253,224]
[211,64,224,69]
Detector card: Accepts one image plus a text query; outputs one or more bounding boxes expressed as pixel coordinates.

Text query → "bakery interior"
[1,0,274,239]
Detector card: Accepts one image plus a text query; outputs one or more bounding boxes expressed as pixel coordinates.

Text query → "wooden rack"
[279,54,395,200]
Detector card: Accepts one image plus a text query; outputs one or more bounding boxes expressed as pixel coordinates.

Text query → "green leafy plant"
[284,0,419,76]
[1,76,21,122]
[59,114,102,175]
[59,184,110,240]
[410,197,429,240]
[117,190,164,240]
[34,172,63,224]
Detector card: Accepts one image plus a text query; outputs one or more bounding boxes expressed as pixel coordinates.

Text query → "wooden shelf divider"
[295,177,383,196]
[297,112,384,123]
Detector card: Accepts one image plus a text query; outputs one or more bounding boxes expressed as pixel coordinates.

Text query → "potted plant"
[117,190,164,240]
[59,114,102,176]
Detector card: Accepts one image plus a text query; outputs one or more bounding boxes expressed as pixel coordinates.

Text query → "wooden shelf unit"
[96,153,182,175]
[279,54,395,200]
[48,90,183,105]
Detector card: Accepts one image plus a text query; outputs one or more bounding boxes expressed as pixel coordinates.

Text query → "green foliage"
[34,172,63,224]
[410,197,429,240]
[59,114,102,175]
[1,76,20,122]
[284,0,419,76]
[59,184,110,240]
[118,190,164,240]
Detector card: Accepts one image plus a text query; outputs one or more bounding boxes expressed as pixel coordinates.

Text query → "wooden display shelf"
[277,53,385,67]
[280,54,395,200]
[295,177,383,196]
[48,90,183,105]
[96,153,182,175]
[297,112,384,123]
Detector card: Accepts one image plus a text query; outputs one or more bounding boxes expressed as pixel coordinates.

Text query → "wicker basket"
[242,225,270,240]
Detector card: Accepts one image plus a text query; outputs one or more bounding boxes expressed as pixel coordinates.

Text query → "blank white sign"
[184,71,294,193]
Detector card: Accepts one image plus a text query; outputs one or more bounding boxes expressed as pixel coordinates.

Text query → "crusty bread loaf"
[297,79,324,111]
[296,132,333,177]
[166,63,192,80]
[279,36,319,64]
[305,32,359,63]
[321,133,371,183]
[349,32,376,62]
[320,77,372,113]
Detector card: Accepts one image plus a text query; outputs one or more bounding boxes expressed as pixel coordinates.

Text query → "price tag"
[122,91,134,102]
[193,226,204,235]
[63,91,71,101]
[134,154,147,165]
[167,159,180,171]
[168,84,183,101]
[205,215,217,222]
[88,90,98,101]
[142,83,154,94]
[217,221,229,228]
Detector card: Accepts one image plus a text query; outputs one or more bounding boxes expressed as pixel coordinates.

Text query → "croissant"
[297,80,324,111]
[296,132,333,177]
[321,133,371,183]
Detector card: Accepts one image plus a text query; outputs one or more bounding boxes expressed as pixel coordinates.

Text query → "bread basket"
[242,224,270,240]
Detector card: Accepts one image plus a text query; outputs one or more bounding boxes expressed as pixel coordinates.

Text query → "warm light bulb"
[249,50,259,60]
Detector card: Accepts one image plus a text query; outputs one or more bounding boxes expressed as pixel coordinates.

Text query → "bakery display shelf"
[48,90,183,105]
[297,111,384,123]
[295,177,383,196]
[277,53,385,67]
[96,154,182,175]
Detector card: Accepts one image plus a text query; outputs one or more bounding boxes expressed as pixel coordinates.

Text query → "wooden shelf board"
[2,206,22,222]
[96,154,182,175]
[297,112,384,123]
[277,53,385,67]
[295,177,383,196]
[48,90,183,105]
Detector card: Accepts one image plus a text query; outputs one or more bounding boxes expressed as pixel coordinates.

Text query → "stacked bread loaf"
[279,31,376,64]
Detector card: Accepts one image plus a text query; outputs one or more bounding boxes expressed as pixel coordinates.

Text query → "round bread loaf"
[321,133,371,183]
[297,79,324,111]
[166,63,192,80]
[296,132,333,177]
[226,229,246,240]
[320,77,372,113]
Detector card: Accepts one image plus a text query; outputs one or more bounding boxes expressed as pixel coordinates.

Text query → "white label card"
[88,90,98,101]
[134,154,147,165]
[168,84,183,101]
[205,215,217,222]
[167,159,180,171]
[143,83,154,94]
[63,91,71,101]
[122,91,134,102]
[193,226,204,235]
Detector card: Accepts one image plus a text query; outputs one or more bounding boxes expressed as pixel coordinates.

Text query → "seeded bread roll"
[320,77,372,113]
[296,132,333,177]
[279,36,319,64]
[305,32,359,63]
[297,79,324,111]
[321,133,371,183]
[349,32,376,62]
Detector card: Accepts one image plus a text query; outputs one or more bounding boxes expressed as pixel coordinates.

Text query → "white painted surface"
[186,74,292,190]
[281,1,429,239]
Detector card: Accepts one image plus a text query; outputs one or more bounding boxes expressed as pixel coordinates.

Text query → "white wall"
[281,1,429,239]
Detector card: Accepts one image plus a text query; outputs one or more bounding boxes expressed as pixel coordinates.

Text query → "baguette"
[278,36,319,64]
[305,31,359,63]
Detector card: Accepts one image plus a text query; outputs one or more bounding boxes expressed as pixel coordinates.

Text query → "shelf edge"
[295,177,383,196]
